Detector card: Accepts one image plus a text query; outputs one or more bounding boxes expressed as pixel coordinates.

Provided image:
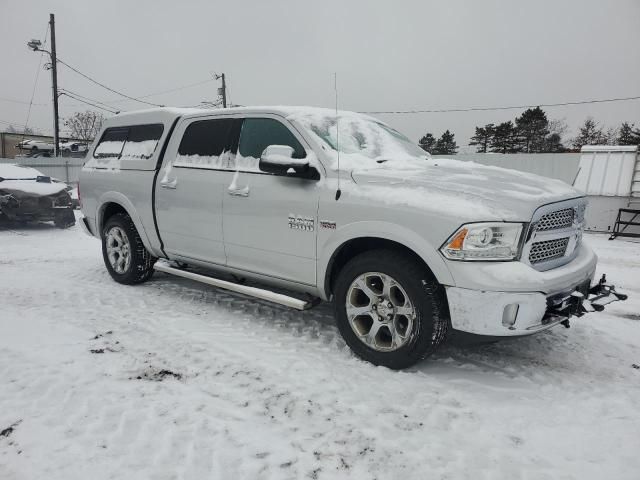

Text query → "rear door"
[155,116,237,265]
[222,116,319,285]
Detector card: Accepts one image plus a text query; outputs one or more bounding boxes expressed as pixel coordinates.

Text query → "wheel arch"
[319,225,455,301]
[97,192,154,253]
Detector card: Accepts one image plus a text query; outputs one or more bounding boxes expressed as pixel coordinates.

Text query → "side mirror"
[259,145,319,180]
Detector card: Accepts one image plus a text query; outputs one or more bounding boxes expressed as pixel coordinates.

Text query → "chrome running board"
[154,260,317,311]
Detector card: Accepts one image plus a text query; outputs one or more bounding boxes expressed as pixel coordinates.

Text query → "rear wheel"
[334,250,448,369]
[102,213,156,284]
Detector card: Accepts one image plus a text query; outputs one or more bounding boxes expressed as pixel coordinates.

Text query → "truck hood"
[349,157,582,222]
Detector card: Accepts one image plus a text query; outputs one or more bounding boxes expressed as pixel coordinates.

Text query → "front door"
[155,117,236,265]
[222,116,319,285]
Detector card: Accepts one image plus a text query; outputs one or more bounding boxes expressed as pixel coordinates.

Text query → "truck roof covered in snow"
[101,106,373,127]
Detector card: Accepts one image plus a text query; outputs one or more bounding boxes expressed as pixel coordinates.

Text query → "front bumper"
[447,276,627,336]
[445,243,627,336]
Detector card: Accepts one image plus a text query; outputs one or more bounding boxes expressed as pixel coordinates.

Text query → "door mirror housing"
[259,145,319,180]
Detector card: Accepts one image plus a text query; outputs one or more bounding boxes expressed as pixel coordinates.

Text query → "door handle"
[227,186,249,197]
[161,178,177,189]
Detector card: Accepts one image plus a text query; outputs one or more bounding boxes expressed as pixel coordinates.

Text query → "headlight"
[440,222,524,261]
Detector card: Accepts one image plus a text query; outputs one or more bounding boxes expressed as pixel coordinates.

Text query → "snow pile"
[0,222,639,479]
[174,153,229,169]
[120,139,159,160]
[92,140,123,159]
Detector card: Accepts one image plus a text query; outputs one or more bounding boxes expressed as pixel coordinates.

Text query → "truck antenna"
[334,72,341,201]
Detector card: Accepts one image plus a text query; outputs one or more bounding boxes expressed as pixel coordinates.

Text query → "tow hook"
[589,274,628,305]
[543,274,628,326]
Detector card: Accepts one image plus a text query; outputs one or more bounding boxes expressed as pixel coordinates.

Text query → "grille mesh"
[536,208,574,231]
[529,237,569,264]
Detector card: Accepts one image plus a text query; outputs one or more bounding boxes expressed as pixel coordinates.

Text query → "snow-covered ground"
[1,216,639,480]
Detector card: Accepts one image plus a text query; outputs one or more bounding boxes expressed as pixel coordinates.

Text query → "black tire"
[101,212,156,284]
[54,208,76,229]
[334,250,448,369]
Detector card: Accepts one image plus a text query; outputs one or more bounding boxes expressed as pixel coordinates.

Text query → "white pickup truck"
[78,106,626,369]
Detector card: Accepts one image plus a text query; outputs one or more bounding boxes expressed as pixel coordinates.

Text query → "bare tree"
[64,110,104,142]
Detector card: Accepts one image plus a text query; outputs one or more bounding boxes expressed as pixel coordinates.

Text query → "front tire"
[102,213,156,284]
[334,250,448,369]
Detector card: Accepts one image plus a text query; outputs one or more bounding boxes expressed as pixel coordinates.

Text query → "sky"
[1,0,639,150]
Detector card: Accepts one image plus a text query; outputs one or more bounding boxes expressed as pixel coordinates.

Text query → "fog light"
[502,303,519,329]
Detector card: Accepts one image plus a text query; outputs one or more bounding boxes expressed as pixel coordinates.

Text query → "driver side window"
[235,118,306,171]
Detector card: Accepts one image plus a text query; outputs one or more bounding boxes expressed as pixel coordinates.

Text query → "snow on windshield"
[288,110,428,170]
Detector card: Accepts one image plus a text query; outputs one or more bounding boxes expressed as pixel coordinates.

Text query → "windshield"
[289,110,428,169]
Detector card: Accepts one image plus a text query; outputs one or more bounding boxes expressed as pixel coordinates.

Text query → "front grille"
[536,208,574,231]
[529,237,569,264]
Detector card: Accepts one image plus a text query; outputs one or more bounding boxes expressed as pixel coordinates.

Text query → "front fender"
[316,220,456,300]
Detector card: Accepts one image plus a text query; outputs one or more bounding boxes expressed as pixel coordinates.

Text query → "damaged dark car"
[0,164,76,228]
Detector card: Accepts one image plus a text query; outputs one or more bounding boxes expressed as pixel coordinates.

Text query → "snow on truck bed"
[0,216,639,480]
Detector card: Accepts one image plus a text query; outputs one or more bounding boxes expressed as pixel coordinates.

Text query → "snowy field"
[1,215,639,480]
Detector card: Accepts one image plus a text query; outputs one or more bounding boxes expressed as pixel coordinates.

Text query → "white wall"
[432,153,581,185]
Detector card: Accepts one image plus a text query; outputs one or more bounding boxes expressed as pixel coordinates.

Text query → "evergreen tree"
[489,121,517,153]
[514,107,549,152]
[432,130,458,155]
[572,118,608,149]
[617,122,640,145]
[542,133,565,153]
[418,133,437,153]
[469,124,495,153]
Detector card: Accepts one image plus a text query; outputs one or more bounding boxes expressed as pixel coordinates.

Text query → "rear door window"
[175,119,235,169]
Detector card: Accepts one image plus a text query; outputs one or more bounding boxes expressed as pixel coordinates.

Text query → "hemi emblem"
[320,221,336,230]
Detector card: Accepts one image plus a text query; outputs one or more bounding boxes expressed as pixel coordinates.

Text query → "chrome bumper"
[446,274,627,337]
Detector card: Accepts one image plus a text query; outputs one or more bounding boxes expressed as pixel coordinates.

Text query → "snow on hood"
[350,157,582,221]
[0,164,68,196]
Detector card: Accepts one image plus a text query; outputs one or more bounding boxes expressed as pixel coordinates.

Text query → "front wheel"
[334,250,448,369]
[102,213,156,284]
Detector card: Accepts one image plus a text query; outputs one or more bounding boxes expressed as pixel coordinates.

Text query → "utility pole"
[216,73,227,108]
[49,13,60,157]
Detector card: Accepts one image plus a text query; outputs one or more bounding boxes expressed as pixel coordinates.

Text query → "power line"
[59,90,120,114]
[1,78,216,108]
[59,88,122,112]
[22,22,50,142]
[100,78,216,105]
[360,95,640,114]
[56,57,164,107]
[0,97,48,106]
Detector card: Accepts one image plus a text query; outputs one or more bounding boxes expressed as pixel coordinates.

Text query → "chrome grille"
[536,208,574,231]
[529,238,569,264]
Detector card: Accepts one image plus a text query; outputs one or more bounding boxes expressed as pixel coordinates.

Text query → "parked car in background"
[16,139,55,152]
[0,164,76,228]
[60,141,89,155]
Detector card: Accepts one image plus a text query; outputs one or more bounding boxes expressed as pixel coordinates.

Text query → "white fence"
[432,153,581,185]
[0,157,85,185]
